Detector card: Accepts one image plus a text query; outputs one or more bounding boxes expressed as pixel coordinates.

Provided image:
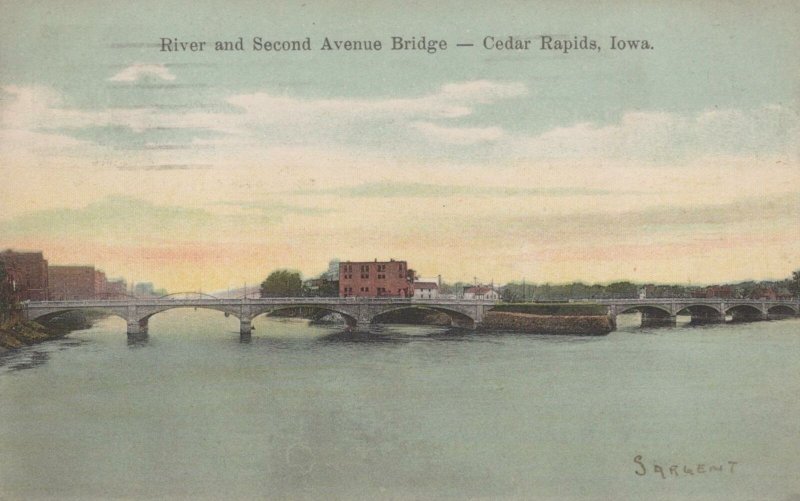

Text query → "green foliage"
[790,270,800,296]
[605,281,638,296]
[260,269,303,297]
[439,281,469,296]
[316,280,339,297]
[0,261,13,314]
[491,303,607,316]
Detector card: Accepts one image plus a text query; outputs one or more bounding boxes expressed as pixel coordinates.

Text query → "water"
[1,310,799,500]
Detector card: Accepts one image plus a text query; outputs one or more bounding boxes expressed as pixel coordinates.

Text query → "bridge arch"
[726,304,765,321]
[137,305,241,323]
[672,304,725,325]
[370,305,476,329]
[767,304,798,316]
[250,305,359,328]
[675,304,723,316]
[157,292,220,300]
[30,308,129,324]
[28,306,130,323]
[615,305,673,317]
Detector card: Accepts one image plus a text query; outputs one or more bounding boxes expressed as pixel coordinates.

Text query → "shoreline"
[0,321,67,353]
[0,311,97,353]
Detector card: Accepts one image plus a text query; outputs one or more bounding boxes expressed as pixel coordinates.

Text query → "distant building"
[749,287,793,301]
[303,277,339,297]
[463,285,499,300]
[105,278,128,297]
[0,249,49,301]
[134,282,156,297]
[691,285,735,299]
[49,265,96,300]
[339,259,413,297]
[413,281,439,299]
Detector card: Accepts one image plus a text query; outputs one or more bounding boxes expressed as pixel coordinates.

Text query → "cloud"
[108,63,176,82]
[0,80,523,145]
[2,82,798,171]
[512,106,800,162]
[411,121,504,144]
[226,79,526,119]
[0,196,330,244]
[297,182,611,198]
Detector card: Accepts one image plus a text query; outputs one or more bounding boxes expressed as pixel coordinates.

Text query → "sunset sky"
[1,0,798,292]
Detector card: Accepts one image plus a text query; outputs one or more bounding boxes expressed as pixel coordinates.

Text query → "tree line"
[260,267,800,301]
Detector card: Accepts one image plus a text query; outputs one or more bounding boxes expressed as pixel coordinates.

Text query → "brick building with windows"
[94,270,108,296]
[0,249,49,301]
[339,259,413,297]
[49,265,97,300]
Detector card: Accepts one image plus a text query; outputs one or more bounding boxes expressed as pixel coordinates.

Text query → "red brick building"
[0,249,49,301]
[49,266,97,300]
[339,259,413,297]
[94,270,108,295]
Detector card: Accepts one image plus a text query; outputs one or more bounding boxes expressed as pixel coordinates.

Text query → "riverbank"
[0,311,98,352]
[0,321,64,352]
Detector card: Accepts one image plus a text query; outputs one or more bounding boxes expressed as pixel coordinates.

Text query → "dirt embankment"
[482,311,613,336]
[0,311,96,352]
[0,321,66,352]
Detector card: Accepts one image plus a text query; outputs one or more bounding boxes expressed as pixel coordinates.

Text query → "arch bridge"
[22,297,497,340]
[597,298,800,327]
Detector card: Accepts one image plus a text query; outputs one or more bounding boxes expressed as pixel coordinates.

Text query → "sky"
[1,0,798,291]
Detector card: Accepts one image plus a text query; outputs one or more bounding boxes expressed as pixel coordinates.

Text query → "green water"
[1,310,798,500]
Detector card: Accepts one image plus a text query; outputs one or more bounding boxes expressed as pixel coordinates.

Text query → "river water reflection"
[1,310,798,500]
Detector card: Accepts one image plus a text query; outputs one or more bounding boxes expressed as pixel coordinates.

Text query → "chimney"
[438,275,441,288]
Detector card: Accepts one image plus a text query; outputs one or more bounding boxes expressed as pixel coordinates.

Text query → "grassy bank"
[490,303,607,316]
[482,311,613,335]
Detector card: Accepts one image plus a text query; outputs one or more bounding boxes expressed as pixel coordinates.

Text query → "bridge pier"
[240,319,252,342]
[641,313,677,328]
[128,318,147,336]
[352,321,371,333]
[451,317,477,330]
[692,314,726,325]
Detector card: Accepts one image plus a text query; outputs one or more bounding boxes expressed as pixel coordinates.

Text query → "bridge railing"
[592,298,797,305]
[24,297,501,307]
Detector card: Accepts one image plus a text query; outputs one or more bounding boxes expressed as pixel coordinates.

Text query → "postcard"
[1,1,798,500]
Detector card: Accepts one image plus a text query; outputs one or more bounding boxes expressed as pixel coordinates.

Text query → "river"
[1,310,798,500]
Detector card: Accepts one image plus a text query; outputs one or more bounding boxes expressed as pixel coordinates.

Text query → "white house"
[463,285,499,300]
[413,281,439,299]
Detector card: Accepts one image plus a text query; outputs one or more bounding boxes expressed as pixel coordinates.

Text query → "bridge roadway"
[21,297,799,339]
[22,297,497,339]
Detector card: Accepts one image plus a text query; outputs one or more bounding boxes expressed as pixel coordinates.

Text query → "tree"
[317,279,339,297]
[501,287,519,302]
[605,281,638,298]
[260,270,303,297]
[0,261,16,321]
[790,270,800,297]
